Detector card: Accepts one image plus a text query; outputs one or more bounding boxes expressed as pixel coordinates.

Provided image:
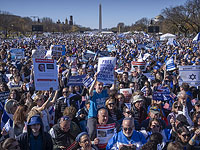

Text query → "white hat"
[131,95,143,103]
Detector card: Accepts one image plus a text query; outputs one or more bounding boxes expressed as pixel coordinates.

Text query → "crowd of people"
[0,32,200,150]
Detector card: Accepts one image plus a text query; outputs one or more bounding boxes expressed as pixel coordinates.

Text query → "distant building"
[69,16,73,25]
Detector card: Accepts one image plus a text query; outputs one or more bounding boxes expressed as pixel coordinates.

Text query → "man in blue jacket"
[106,117,146,150]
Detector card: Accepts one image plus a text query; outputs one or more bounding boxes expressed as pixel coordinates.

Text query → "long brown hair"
[13,105,28,124]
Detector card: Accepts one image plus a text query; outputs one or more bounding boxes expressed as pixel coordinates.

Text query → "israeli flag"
[193,32,200,42]
[166,57,176,71]
[167,38,178,47]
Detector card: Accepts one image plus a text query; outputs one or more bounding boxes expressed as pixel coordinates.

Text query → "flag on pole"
[193,32,200,42]
[166,57,176,71]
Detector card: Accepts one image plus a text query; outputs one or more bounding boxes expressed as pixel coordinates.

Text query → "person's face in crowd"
[98,109,108,125]
[22,84,27,91]
[95,81,103,93]
[8,141,21,150]
[178,94,187,105]
[74,86,80,92]
[134,100,143,110]
[10,91,16,99]
[131,71,137,77]
[79,134,92,150]
[122,73,128,81]
[144,81,149,87]
[12,68,18,75]
[123,108,132,118]
[62,88,68,97]
[178,132,190,144]
[117,94,124,104]
[85,103,90,110]
[11,103,18,114]
[107,100,116,111]
[124,67,129,72]
[195,104,200,112]
[14,76,20,83]
[60,119,71,132]
[173,103,182,113]
[119,83,124,89]
[30,124,41,134]
[122,119,134,138]
[150,120,160,133]
[0,84,6,92]
[36,96,45,107]
[155,73,162,80]
[150,112,160,119]
[129,83,134,89]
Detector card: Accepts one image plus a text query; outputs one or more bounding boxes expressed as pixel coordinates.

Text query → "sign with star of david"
[179,65,200,86]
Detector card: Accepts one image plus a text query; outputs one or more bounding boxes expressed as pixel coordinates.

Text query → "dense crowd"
[0,32,200,150]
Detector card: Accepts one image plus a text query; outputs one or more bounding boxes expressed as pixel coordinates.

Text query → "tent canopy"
[160,33,176,41]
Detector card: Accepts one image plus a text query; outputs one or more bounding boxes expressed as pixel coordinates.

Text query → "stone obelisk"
[99,4,102,32]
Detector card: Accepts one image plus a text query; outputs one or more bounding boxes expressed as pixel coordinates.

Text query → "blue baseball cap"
[153,66,160,70]
[28,115,42,126]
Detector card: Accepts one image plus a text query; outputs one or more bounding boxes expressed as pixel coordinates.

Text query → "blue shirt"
[88,89,109,118]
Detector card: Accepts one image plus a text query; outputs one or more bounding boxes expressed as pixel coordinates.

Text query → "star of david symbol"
[189,74,196,80]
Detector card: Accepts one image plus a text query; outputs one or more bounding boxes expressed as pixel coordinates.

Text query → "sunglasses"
[123,127,133,132]
[174,105,181,109]
[151,125,160,128]
[181,134,190,138]
[62,91,68,93]
[62,116,70,121]
[125,111,132,114]
[108,103,115,106]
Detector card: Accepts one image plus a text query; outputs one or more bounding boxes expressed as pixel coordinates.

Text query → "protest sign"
[179,65,200,86]
[0,92,9,103]
[67,75,86,86]
[97,123,116,149]
[10,48,25,61]
[131,61,146,71]
[143,73,155,80]
[152,86,171,101]
[32,49,47,58]
[33,58,58,90]
[82,76,94,88]
[120,88,132,103]
[46,45,65,59]
[97,57,116,84]
[107,44,116,52]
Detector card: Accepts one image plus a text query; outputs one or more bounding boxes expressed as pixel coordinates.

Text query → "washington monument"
[99,4,102,32]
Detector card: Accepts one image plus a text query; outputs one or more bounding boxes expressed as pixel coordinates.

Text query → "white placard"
[97,57,116,84]
[33,58,59,90]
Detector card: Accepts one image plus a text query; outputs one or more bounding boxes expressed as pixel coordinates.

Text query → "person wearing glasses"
[167,101,182,127]
[106,117,146,150]
[76,132,98,150]
[49,115,80,150]
[140,118,168,149]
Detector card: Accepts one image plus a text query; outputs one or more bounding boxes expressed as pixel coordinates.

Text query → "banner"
[67,75,86,86]
[143,73,155,80]
[33,58,58,90]
[97,57,116,84]
[0,92,9,103]
[179,65,200,86]
[120,88,132,103]
[10,48,25,60]
[152,86,171,101]
[131,61,146,71]
[97,123,116,149]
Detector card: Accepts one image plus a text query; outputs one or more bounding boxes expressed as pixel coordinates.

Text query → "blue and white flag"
[166,57,176,71]
[167,38,178,47]
[107,44,116,52]
[83,76,94,88]
[193,32,200,42]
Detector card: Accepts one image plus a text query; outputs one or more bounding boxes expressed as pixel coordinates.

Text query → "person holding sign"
[87,72,115,140]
